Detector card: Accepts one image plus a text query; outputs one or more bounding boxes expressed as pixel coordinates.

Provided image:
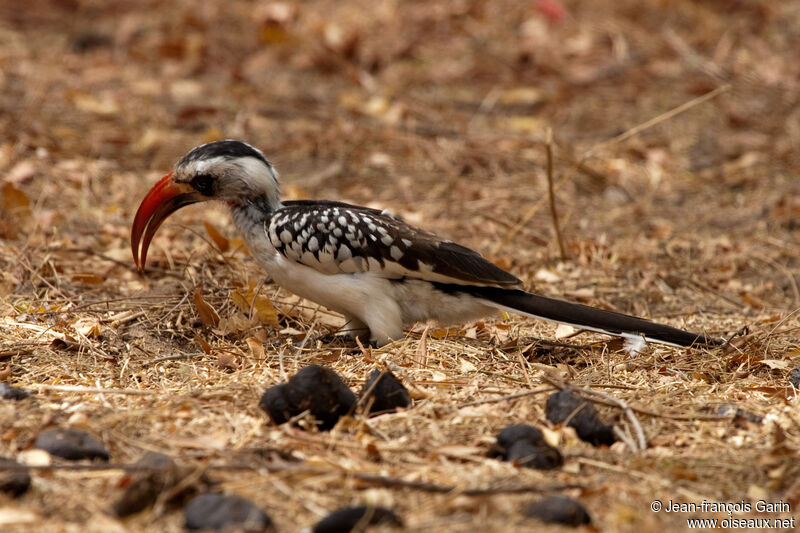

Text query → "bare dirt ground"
[2,0,800,531]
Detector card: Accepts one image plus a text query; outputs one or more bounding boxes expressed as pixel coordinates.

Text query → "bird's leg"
[361,300,403,348]
[340,314,369,341]
[298,315,371,347]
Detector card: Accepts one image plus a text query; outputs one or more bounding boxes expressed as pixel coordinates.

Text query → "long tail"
[435,283,721,347]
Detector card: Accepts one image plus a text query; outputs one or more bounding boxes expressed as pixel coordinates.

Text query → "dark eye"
[190,173,214,196]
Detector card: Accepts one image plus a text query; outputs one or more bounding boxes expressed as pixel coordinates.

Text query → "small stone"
[0,457,31,497]
[184,493,273,532]
[259,364,356,431]
[545,390,616,447]
[525,495,592,526]
[313,505,403,533]
[34,428,109,461]
[359,369,410,415]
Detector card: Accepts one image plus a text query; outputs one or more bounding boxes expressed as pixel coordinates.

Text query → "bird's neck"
[229,194,281,242]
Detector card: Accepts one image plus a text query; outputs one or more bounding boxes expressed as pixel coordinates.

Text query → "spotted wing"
[267,200,522,288]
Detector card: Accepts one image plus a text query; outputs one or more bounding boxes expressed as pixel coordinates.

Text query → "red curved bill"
[131,172,202,271]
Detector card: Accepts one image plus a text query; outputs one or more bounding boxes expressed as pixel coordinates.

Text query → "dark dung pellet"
[35,428,109,461]
[545,390,616,447]
[313,505,403,533]
[0,456,31,497]
[359,369,410,415]
[525,495,592,526]
[259,364,356,431]
[0,382,31,400]
[184,492,273,532]
[492,424,563,470]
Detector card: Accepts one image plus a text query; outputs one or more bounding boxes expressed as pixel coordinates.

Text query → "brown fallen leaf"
[51,336,81,351]
[245,337,265,360]
[217,352,238,371]
[203,221,229,252]
[193,333,212,354]
[193,288,220,327]
[231,282,279,326]
[1,182,31,217]
[229,237,250,255]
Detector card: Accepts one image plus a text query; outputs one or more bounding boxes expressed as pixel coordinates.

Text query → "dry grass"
[2,0,800,531]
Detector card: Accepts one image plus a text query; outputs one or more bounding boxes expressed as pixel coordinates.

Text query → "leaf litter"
[1,0,800,531]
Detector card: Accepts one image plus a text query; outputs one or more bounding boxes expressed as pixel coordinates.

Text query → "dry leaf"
[459,358,477,373]
[1,182,31,216]
[245,337,265,360]
[6,160,37,184]
[72,317,102,338]
[430,370,447,382]
[51,336,81,351]
[758,359,791,370]
[217,352,238,371]
[229,237,250,255]
[203,221,230,252]
[193,288,220,327]
[193,333,212,354]
[231,282,279,326]
[215,315,251,336]
[555,324,578,339]
[430,328,458,339]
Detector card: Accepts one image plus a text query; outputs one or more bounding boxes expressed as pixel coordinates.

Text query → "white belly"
[241,222,495,344]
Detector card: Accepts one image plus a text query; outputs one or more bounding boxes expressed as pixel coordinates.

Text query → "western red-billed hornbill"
[132,140,720,349]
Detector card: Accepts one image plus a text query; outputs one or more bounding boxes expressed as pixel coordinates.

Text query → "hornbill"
[132,140,719,349]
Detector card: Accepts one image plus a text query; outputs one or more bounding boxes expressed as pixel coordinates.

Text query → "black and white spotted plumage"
[267,200,521,287]
[134,140,721,349]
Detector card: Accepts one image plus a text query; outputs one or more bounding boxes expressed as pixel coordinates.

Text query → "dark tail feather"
[435,283,721,347]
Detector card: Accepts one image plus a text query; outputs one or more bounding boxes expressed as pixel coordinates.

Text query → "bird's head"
[131,139,280,271]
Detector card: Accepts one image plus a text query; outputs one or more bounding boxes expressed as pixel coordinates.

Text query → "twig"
[457,386,553,408]
[108,310,148,327]
[588,84,731,156]
[348,471,589,495]
[545,128,567,260]
[417,324,429,368]
[45,246,138,272]
[543,376,730,423]
[153,466,208,517]
[34,384,155,396]
[685,277,747,310]
[142,353,206,366]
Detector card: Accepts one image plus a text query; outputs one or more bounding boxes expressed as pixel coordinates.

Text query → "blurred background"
[2,1,800,531]
[1,0,798,313]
